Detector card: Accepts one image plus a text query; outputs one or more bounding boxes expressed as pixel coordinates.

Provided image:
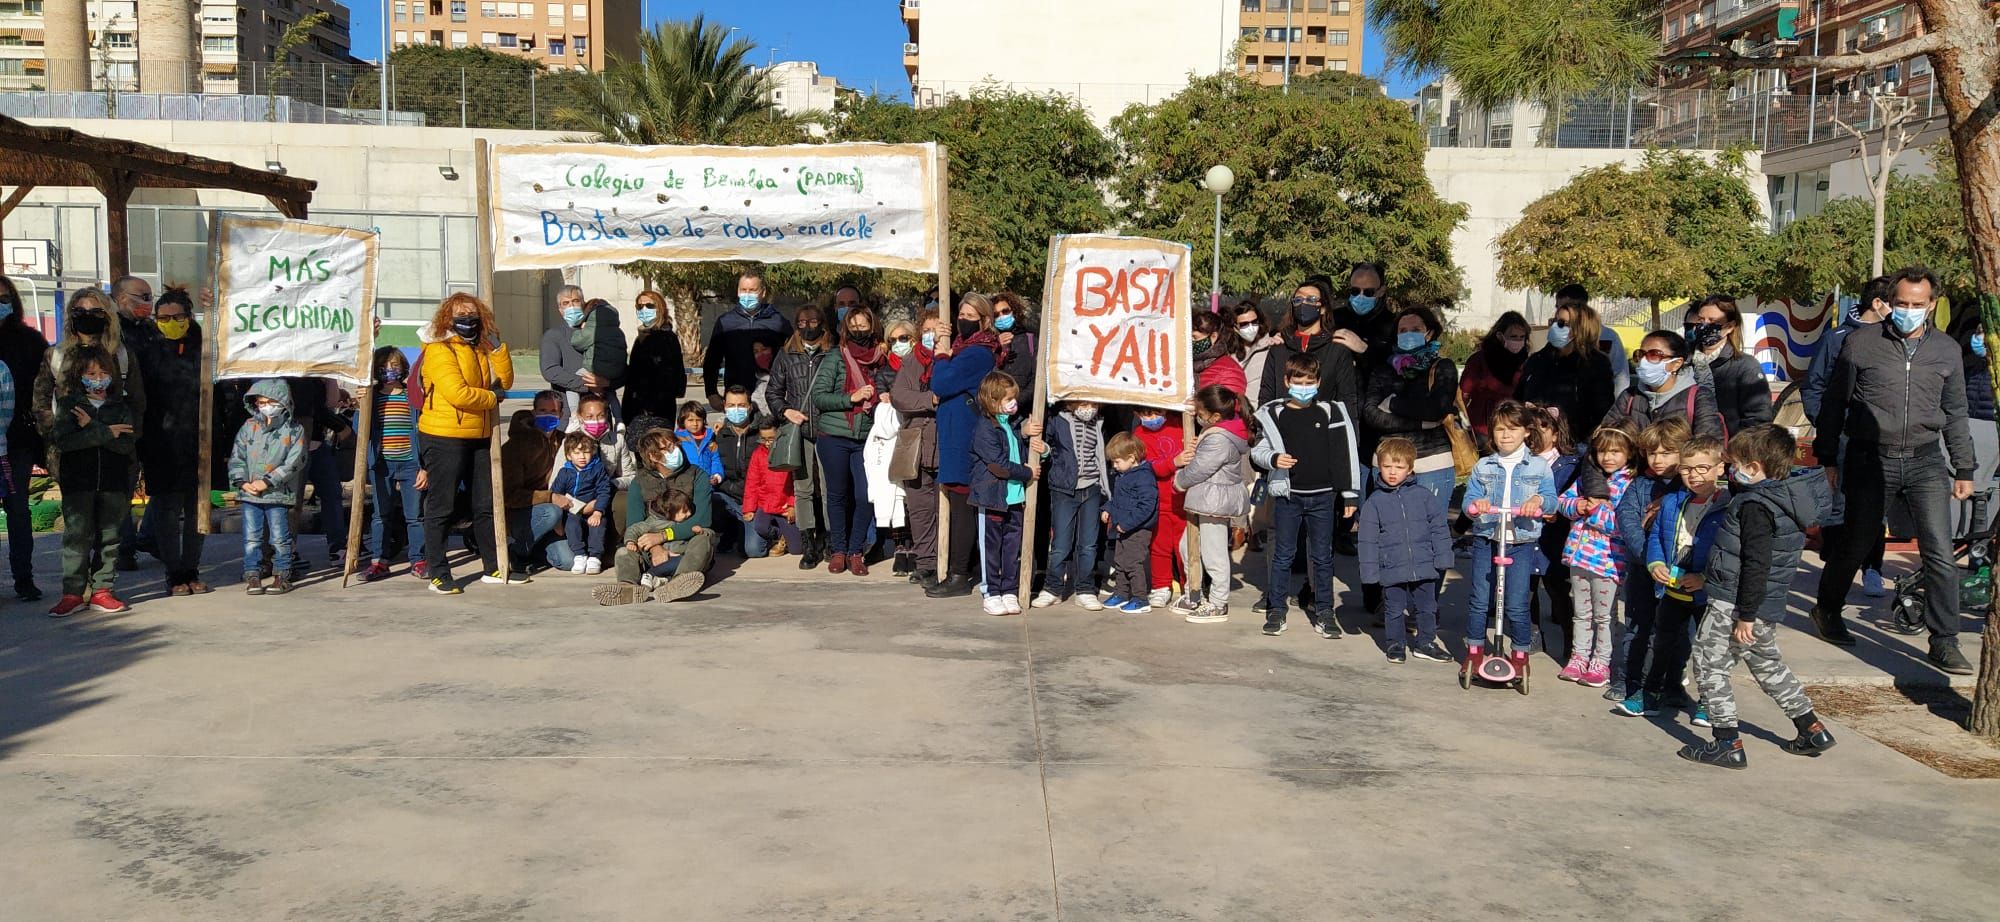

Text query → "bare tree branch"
[1664,33,1946,73]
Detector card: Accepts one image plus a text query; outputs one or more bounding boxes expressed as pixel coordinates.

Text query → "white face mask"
[1073,406,1098,423]
[1236,323,1260,342]
[260,403,284,420]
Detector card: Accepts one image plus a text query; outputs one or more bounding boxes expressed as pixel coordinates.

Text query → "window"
[1333,59,1348,71]
[1330,30,1349,45]
[0,60,20,76]
[547,2,562,24]
[1683,13,1694,34]
[1241,0,1260,10]
[393,1,406,21]
[480,2,497,15]
[573,34,586,52]
[450,1,466,22]
[547,38,564,55]
[450,30,468,46]
[103,32,135,49]
[393,30,408,46]
[203,9,233,23]
[571,3,587,18]
[1666,20,1679,41]
[480,31,497,44]
[201,36,236,52]
[498,32,517,47]
[1240,27,1257,40]
[1331,0,1349,12]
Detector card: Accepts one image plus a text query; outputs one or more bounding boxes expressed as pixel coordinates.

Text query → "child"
[228,379,307,598]
[1131,405,1187,610]
[1035,398,1109,611]
[1251,354,1362,637]
[741,418,803,557]
[362,346,426,582]
[1357,437,1453,662]
[1101,431,1158,613]
[550,432,613,574]
[592,489,705,606]
[1172,384,1251,623]
[968,371,1042,616]
[675,399,723,486]
[48,347,138,615]
[1460,400,1558,681]
[1556,426,1638,687]
[1679,424,1836,769]
[1527,405,1580,664]
[1611,418,1690,700]
[561,393,637,491]
[1619,434,1731,720]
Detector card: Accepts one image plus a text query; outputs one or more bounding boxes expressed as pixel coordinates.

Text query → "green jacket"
[51,392,137,493]
[809,348,876,442]
[227,378,308,506]
[626,462,712,531]
[623,513,694,555]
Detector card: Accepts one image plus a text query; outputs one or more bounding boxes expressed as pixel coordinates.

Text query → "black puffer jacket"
[1359,358,1458,460]
[1955,327,1996,423]
[134,321,205,493]
[766,345,834,438]
[0,319,47,463]
[1705,471,1827,623]
[1696,345,1773,437]
[622,328,686,424]
[1516,345,1616,439]
[713,414,760,501]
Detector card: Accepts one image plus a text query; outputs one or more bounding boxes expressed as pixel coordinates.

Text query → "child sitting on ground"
[1101,431,1159,613]
[1621,434,1731,722]
[1678,424,1837,769]
[1460,400,1558,682]
[1556,426,1638,688]
[550,431,613,574]
[675,400,723,486]
[1357,437,1453,663]
[741,418,802,557]
[593,489,705,606]
[229,379,308,598]
[48,347,140,615]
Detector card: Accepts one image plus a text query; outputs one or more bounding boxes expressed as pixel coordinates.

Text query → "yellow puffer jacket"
[418,330,515,441]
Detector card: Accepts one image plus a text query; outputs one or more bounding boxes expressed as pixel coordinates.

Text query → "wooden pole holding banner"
[195,219,220,536]
[1016,269,1051,601]
[475,137,513,579]
[933,146,952,575]
[1181,405,1201,602]
[339,383,375,586]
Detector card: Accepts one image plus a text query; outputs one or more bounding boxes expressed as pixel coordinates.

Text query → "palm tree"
[566,15,780,145]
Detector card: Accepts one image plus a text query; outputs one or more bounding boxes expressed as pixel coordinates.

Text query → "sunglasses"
[995,308,1015,317]
[1638,349,1678,362]
[1348,286,1379,298]
[891,334,913,343]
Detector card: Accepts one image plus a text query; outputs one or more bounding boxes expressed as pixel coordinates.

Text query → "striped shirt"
[1071,416,1100,491]
[377,390,415,461]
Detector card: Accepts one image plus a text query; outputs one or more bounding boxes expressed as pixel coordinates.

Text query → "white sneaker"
[1030,590,1060,609]
[1170,592,1202,614]
[1147,588,1171,608]
[584,557,603,576]
[639,573,659,591]
[569,556,588,574]
[982,595,1009,616]
[1074,592,1104,612]
[1863,569,1887,596]
[1003,594,1022,614]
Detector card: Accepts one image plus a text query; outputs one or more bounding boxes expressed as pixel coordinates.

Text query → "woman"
[1515,301,1615,440]
[868,318,921,571]
[808,305,892,575]
[766,305,834,568]
[1232,299,1278,406]
[34,287,146,446]
[890,314,945,585]
[1601,329,1723,438]
[925,294,1003,599]
[415,292,515,593]
[993,292,1038,394]
[1951,309,1997,538]
[1256,277,1361,413]
[1684,295,1774,437]
[1359,306,1459,507]
[1193,309,1247,395]
[1460,311,1531,445]
[0,274,48,601]
[135,287,209,595]
[621,289,685,426]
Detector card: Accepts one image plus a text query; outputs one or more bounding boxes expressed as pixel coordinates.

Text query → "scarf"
[1390,341,1441,378]
[1479,337,1529,381]
[954,329,1002,353]
[1193,336,1232,374]
[842,340,887,426]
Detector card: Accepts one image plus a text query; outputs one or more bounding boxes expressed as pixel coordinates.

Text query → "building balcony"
[1740,37,1797,57]
[902,42,917,78]
[1712,0,1793,37]
[901,0,919,22]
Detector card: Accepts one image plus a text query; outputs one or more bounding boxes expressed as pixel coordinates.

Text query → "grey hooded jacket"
[227,378,308,506]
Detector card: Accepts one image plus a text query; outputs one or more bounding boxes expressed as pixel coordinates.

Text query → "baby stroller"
[1889,487,1996,634]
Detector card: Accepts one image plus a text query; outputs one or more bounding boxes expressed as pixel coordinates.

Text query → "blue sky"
[346,1,1425,101]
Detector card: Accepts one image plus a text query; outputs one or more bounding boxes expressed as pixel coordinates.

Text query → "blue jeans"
[530,502,576,571]
[817,435,871,555]
[305,441,347,553]
[1265,491,1336,614]
[241,501,294,578]
[751,511,801,556]
[1045,487,1103,597]
[1465,536,1533,649]
[714,492,758,556]
[368,455,425,563]
[1412,467,1455,510]
[1383,578,1439,647]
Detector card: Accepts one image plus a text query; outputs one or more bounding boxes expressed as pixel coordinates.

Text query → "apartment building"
[0,0,354,94]
[388,0,640,72]
[1236,0,1365,86]
[761,60,841,118]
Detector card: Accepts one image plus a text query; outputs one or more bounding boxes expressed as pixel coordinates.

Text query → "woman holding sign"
[416,293,516,594]
[925,295,1003,599]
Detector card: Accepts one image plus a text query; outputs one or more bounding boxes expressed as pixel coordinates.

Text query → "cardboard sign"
[486,142,944,273]
[1041,235,1194,410]
[211,215,377,386]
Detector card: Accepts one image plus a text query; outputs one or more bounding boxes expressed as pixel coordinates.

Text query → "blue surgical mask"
[83,375,111,394]
[662,446,685,470]
[993,314,1016,332]
[738,294,759,311]
[835,305,852,323]
[1730,467,1762,486]
[0,299,13,322]
[1139,416,1166,431]
[561,306,584,327]
[1890,307,1927,334]
[635,307,657,326]
[921,331,936,350]
[1973,335,1988,358]
[891,340,914,358]
[1395,331,1428,352]
[1546,323,1571,349]
[533,413,561,433]
[1287,384,1318,403]
[1349,294,1378,315]
[1637,358,1672,389]
[724,406,750,425]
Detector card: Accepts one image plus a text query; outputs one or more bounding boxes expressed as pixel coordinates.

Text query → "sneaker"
[169,583,193,597]
[1185,602,1229,624]
[1074,593,1104,612]
[428,577,462,595]
[1314,614,1339,639]
[983,595,1009,616]
[1614,692,1661,717]
[1170,593,1201,615]
[361,561,391,582]
[1559,655,1587,683]
[639,574,660,591]
[1003,594,1022,615]
[1691,704,1713,728]
[87,589,129,613]
[1603,684,1628,702]
[1120,598,1153,614]
[1031,591,1060,609]
[584,557,603,576]
[1581,663,1611,688]
[1251,597,1270,615]
[1386,642,1408,664]
[1101,594,1128,610]
[592,582,648,606]
[262,575,291,596]
[243,575,265,596]
[48,594,87,618]
[1862,568,1887,597]
[570,556,588,575]
[17,581,44,602]
[1147,588,1171,609]
[1781,721,1838,757]
[481,570,529,585]
[1930,641,1974,675]
[1810,606,1858,647]
[1410,641,1452,662]
[1676,737,1748,770]
[1262,614,1286,636]
[655,571,705,603]
[410,561,429,581]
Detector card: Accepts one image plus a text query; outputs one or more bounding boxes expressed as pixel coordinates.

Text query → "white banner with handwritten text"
[1041,235,1193,410]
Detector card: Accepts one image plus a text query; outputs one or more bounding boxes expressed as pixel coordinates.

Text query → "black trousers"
[945,485,978,581]
[421,436,498,579]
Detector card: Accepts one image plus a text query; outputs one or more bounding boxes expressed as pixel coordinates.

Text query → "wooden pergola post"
[87,166,136,279]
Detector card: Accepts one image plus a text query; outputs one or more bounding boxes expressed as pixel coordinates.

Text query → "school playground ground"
[0,530,1993,920]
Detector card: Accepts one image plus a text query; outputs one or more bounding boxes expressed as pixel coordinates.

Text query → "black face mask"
[70,310,109,337]
[1684,322,1723,351]
[799,325,824,343]
[847,329,877,348]
[1291,304,1321,328]
[451,316,483,340]
[955,318,981,340]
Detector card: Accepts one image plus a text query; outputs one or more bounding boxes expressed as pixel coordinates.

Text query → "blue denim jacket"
[1461,452,1558,543]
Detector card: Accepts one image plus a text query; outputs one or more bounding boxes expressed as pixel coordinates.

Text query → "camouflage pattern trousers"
[1692,603,1815,730]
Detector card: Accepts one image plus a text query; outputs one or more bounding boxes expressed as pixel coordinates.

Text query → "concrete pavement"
[1,533,1995,919]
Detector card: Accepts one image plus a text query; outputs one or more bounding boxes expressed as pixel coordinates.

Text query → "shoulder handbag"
[1432,365,1480,478]
[769,421,807,472]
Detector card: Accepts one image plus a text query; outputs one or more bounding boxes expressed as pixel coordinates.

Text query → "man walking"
[1811,266,1976,675]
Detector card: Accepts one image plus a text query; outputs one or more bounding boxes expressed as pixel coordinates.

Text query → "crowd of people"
[1,258,1989,770]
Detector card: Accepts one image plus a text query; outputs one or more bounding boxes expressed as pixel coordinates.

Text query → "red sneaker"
[48,594,86,618]
[87,589,129,613]
[361,561,391,582]
[410,561,429,580]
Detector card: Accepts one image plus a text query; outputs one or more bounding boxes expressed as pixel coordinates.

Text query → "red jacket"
[1133,418,1186,516]
[742,444,795,516]
[1197,355,1247,396]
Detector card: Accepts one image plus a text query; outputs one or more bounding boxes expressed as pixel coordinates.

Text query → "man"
[109,276,157,569]
[503,390,569,572]
[830,285,863,331]
[703,268,792,410]
[133,288,208,594]
[1802,277,1894,593]
[539,285,626,416]
[1811,266,1976,675]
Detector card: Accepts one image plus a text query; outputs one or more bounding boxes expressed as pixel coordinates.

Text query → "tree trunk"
[1871,182,1888,278]
[1915,0,2000,739]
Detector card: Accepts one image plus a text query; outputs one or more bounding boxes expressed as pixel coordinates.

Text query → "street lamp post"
[1283,3,1293,95]
[380,0,390,125]
[1203,164,1235,313]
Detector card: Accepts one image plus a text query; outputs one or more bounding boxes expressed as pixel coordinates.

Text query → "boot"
[926,573,974,598]
[799,530,825,570]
